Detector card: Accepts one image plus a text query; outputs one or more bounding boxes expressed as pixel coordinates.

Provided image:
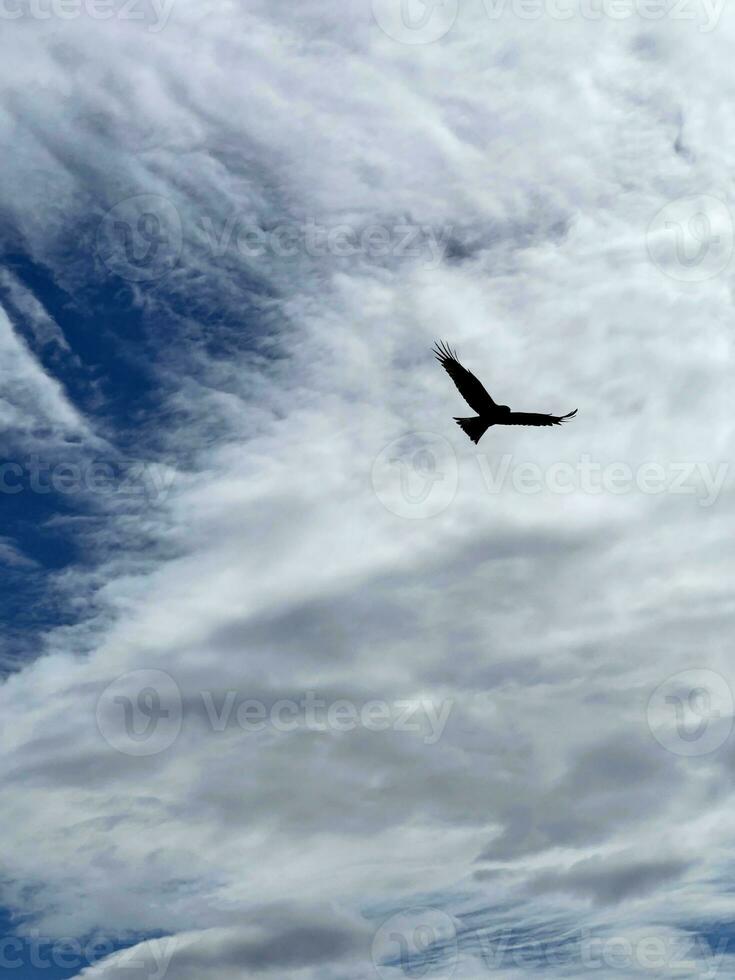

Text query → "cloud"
[531,853,693,905]
[74,908,373,980]
[0,3,733,979]
[0,537,39,569]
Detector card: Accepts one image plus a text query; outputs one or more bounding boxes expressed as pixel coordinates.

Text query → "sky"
[1,1,735,977]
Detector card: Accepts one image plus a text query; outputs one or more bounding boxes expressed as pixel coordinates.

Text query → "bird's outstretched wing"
[503,409,578,427]
[433,341,497,414]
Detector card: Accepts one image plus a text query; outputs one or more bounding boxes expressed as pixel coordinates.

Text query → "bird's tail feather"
[558,409,578,423]
[454,416,490,444]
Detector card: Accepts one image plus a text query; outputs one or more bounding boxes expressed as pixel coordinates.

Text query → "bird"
[433,341,578,444]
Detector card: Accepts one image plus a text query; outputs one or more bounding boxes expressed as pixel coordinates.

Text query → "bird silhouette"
[433,341,578,444]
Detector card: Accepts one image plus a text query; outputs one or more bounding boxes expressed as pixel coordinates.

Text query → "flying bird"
[433,341,578,444]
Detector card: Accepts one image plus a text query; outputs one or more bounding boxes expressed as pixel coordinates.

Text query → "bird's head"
[498,405,511,414]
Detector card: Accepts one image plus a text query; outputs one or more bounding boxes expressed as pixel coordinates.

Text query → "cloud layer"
[1,2,734,978]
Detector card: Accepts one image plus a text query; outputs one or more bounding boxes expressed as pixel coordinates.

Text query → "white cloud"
[0,3,733,978]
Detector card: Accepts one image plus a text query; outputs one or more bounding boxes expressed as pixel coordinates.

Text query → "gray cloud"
[531,854,693,905]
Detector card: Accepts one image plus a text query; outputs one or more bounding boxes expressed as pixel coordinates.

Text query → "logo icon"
[647,668,733,756]
[372,0,459,44]
[97,194,183,281]
[372,431,458,519]
[372,906,458,979]
[96,669,183,756]
[647,196,733,282]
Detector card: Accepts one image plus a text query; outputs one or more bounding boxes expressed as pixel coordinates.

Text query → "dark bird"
[433,341,578,444]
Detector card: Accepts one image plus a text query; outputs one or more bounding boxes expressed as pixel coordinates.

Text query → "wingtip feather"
[433,340,458,363]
